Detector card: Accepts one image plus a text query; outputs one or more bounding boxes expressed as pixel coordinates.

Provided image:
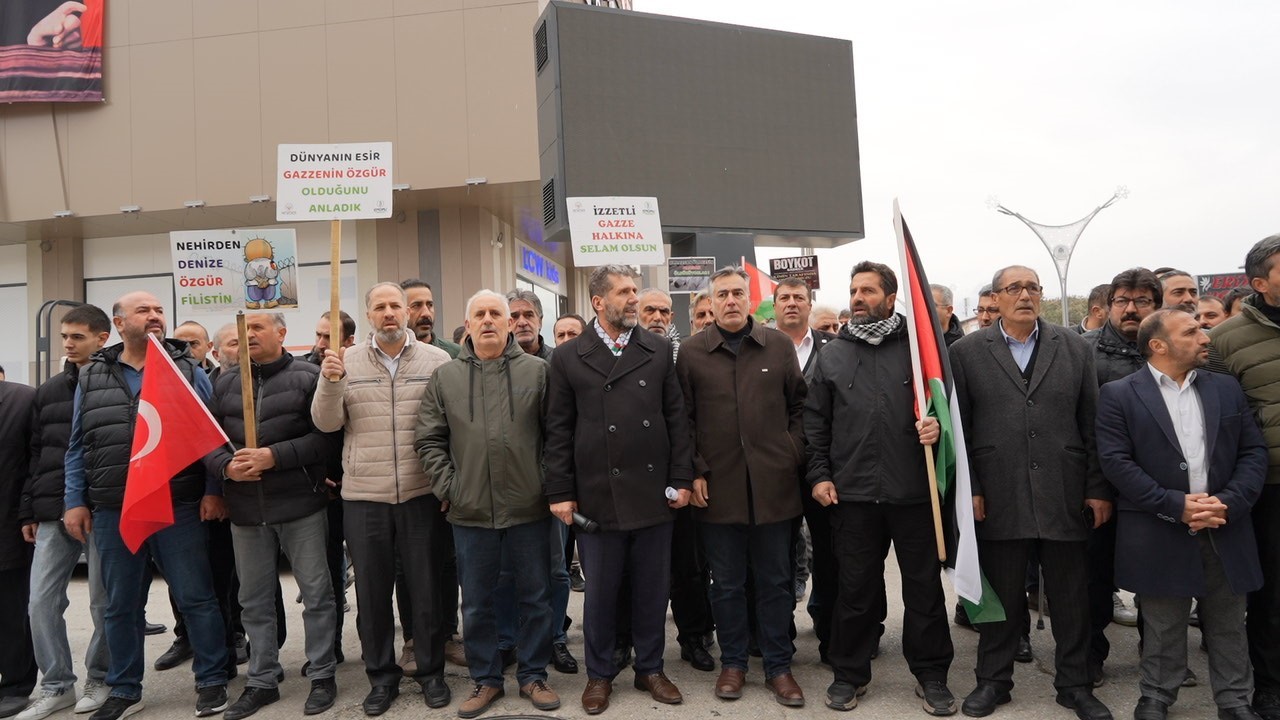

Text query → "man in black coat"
[0,378,37,719]
[950,266,1113,720]
[19,304,111,719]
[1097,310,1267,720]
[544,264,693,715]
[206,313,339,719]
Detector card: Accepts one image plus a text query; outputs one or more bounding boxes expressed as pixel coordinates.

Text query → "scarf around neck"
[843,312,904,345]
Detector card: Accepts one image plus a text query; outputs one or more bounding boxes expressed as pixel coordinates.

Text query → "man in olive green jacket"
[414,289,559,719]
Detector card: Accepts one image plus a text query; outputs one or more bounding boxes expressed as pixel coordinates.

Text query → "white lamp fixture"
[464,177,488,186]
[392,183,411,191]
[52,210,74,218]
[248,194,271,203]
[184,199,206,209]
[120,205,141,213]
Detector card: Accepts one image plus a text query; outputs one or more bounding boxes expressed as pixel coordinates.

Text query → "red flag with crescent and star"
[120,335,230,552]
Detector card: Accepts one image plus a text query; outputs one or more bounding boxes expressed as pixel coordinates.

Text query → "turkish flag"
[120,335,230,553]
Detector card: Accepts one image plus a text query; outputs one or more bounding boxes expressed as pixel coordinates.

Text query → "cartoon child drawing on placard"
[243,236,280,309]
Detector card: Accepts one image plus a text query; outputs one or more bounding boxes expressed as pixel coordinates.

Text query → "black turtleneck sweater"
[716,317,754,354]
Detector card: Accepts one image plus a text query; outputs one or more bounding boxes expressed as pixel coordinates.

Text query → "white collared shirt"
[373,333,411,377]
[1148,364,1208,495]
[794,330,815,371]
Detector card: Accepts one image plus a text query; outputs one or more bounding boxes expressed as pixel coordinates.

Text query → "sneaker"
[88,697,143,720]
[1112,593,1138,627]
[17,689,77,720]
[76,681,111,714]
[915,681,957,716]
[569,564,586,593]
[794,578,808,603]
[195,685,228,717]
[825,681,866,711]
[458,685,503,719]
[520,680,561,711]
[223,687,279,720]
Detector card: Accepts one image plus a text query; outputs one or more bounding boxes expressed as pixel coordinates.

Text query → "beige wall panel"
[392,12,468,190]
[326,20,397,144]
[3,107,67,221]
[0,244,26,284]
[106,1,131,47]
[195,34,264,204]
[464,0,525,8]
[66,46,133,217]
[327,0,393,24]
[84,234,171,277]
[129,0,194,45]
[438,207,464,317]
[258,0,323,32]
[193,0,259,38]
[463,4,539,184]
[131,42,197,211]
[394,0,464,16]
[258,26,330,193]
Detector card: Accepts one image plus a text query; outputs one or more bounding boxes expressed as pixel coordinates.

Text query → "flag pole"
[893,200,947,562]
[236,312,257,448]
[329,220,343,351]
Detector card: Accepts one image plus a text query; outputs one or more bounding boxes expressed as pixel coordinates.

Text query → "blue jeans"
[454,518,553,687]
[29,521,108,692]
[496,518,571,648]
[94,505,228,699]
[701,520,796,678]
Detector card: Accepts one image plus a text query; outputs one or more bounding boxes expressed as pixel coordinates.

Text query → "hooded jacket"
[1209,294,1280,484]
[414,335,550,529]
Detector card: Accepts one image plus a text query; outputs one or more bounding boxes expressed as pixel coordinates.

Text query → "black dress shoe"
[422,676,451,709]
[304,678,337,716]
[361,685,399,716]
[612,644,632,671]
[552,642,579,674]
[224,686,280,720]
[1220,706,1265,720]
[1255,691,1280,720]
[962,683,1011,718]
[1014,635,1033,664]
[1055,688,1113,720]
[144,622,167,636]
[679,641,714,672]
[1133,697,1168,720]
[155,637,194,671]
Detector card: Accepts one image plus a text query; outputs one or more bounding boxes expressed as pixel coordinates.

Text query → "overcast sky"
[639,0,1280,315]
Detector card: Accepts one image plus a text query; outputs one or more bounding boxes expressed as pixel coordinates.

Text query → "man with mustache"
[689,290,714,334]
[639,289,681,361]
[311,282,452,715]
[1081,268,1162,686]
[950,267,1113,720]
[402,279,461,359]
[507,290,552,360]
[975,286,1001,329]
[1157,270,1200,314]
[810,306,841,336]
[62,292,230,720]
[931,284,964,346]
[544,264,693,714]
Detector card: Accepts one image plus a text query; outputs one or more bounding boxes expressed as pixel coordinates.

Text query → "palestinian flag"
[742,258,777,315]
[893,200,1004,623]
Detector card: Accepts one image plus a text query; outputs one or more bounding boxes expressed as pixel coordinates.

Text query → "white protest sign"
[276,142,393,222]
[567,196,665,267]
[171,229,300,314]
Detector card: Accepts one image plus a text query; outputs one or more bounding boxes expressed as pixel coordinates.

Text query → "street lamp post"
[990,188,1127,326]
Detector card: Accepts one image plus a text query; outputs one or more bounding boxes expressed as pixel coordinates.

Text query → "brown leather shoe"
[582,678,612,715]
[634,671,683,704]
[766,672,805,707]
[457,684,503,719]
[715,668,746,700]
[444,638,467,668]
[520,680,561,711]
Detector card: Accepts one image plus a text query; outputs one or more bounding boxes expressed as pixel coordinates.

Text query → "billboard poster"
[171,229,300,314]
[1197,272,1250,299]
[667,257,715,294]
[769,255,820,289]
[0,0,104,102]
[567,196,665,267]
[276,142,394,222]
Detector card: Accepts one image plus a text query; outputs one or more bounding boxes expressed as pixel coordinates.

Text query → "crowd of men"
[1,234,1279,720]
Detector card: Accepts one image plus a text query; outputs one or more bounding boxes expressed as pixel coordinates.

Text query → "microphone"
[572,512,599,534]
[665,487,679,501]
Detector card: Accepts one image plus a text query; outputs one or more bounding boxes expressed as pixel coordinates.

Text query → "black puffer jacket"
[21,362,79,524]
[205,352,337,526]
[804,321,930,504]
[80,341,206,509]
[1083,321,1144,387]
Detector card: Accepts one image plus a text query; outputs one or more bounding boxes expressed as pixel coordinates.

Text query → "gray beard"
[375,326,406,345]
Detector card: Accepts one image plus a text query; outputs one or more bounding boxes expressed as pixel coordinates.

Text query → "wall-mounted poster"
[0,0,104,102]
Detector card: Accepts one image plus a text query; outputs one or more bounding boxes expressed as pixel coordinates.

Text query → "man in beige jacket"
[311,282,451,716]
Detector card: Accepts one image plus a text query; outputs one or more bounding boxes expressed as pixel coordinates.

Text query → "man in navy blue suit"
[1096,309,1268,720]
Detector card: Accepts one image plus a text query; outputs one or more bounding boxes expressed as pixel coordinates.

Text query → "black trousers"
[801,488,840,658]
[346,495,447,687]
[828,502,952,687]
[0,565,36,698]
[1249,486,1280,696]
[1086,516,1117,670]
[395,520,457,644]
[616,507,714,648]
[324,498,346,644]
[977,538,1090,692]
[578,522,673,680]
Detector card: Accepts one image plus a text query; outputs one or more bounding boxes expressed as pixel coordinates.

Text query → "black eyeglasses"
[1110,297,1155,309]
[1000,284,1042,298]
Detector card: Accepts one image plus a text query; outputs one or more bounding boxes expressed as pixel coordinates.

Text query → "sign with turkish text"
[769,255,821,289]
[171,229,299,314]
[667,256,715,294]
[276,142,393,221]
[567,196,665,267]
[1197,272,1250,299]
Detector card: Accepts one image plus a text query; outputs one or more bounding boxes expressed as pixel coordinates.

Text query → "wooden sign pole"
[329,220,343,350]
[236,311,257,448]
